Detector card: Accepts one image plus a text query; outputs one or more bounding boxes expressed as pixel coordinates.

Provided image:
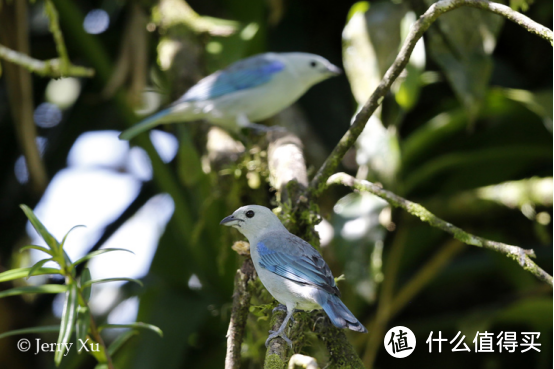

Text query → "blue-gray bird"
[120,52,341,140]
[221,205,367,347]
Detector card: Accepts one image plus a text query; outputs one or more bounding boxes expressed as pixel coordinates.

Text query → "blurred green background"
[0,0,552,368]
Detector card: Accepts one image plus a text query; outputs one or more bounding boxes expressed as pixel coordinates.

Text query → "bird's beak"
[327,64,342,76]
[220,214,241,226]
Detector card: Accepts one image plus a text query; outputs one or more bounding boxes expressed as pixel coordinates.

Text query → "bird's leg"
[272,304,287,314]
[236,114,286,133]
[265,307,294,348]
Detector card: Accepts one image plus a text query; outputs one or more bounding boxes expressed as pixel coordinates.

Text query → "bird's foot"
[265,329,293,348]
[272,304,287,314]
[273,304,296,324]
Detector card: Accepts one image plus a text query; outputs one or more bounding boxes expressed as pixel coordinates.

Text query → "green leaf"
[346,1,369,22]
[20,204,60,253]
[81,277,143,290]
[19,245,53,256]
[424,0,504,122]
[27,258,55,279]
[60,225,86,250]
[94,364,109,369]
[80,268,92,303]
[0,284,67,299]
[0,267,61,283]
[75,306,91,350]
[99,323,163,337]
[72,248,135,267]
[0,325,60,340]
[55,283,78,365]
[107,330,138,356]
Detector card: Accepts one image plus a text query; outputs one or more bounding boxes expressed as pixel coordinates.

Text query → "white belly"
[254,257,322,311]
[206,73,307,124]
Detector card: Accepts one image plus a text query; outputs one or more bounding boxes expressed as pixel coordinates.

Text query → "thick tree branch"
[264,132,365,368]
[327,173,553,285]
[303,0,553,204]
[225,259,257,369]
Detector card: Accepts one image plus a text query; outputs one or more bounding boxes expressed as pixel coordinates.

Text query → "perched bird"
[221,205,367,347]
[120,52,341,140]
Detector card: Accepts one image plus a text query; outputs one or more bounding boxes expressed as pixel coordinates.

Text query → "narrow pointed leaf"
[0,284,67,299]
[73,248,135,267]
[81,277,143,290]
[108,330,138,356]
[0,267,61,283]
[20,205,59,252]
[0,325,60,340]
[75,307,91,350]
[60,225,86,250]
[55,283,78,365]
[80,268,92,303]
[98,323,163,337]
[27,258,55,279]
[19,245,53,255]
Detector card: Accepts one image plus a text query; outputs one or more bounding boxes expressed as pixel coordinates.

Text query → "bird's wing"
[175,55,285,103]
[256,234,340,296]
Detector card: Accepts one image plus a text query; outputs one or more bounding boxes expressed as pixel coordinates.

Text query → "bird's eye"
[310,61,317,68]
[245,210,255,218]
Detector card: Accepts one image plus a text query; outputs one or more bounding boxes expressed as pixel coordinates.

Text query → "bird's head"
[220,205,286,241]
[281,52,342,87]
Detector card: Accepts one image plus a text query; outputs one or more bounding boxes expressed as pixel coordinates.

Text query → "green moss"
[264,354,286,369]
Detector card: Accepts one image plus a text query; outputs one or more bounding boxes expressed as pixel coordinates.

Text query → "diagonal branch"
[327,173,553,285]
[302,0,553,204]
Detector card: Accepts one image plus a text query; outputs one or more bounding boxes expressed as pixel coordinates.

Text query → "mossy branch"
[264,132,365,368]
[302,0,553,203]
[225,259,257,369]
[327,173,553,285]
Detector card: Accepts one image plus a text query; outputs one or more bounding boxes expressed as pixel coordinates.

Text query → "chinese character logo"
[384,326,416,358]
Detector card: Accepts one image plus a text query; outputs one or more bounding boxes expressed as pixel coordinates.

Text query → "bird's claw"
[265,329,293,348]
[272,304,287,314]
[272,305,299,324]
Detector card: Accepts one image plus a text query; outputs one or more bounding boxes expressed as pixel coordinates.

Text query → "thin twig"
[0,44,95,78]
[327,173,553,285]
[44,0,70,75]
[302,0,553,204]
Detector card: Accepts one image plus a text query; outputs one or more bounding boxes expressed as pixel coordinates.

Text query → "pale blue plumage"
[221,205,367,348]
[177,58,285,102]
[256,238,338,296]
[120,52,341,140]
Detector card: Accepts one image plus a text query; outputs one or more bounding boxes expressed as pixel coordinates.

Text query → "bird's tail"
[119,106,190,140]
[319,294,367,333]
